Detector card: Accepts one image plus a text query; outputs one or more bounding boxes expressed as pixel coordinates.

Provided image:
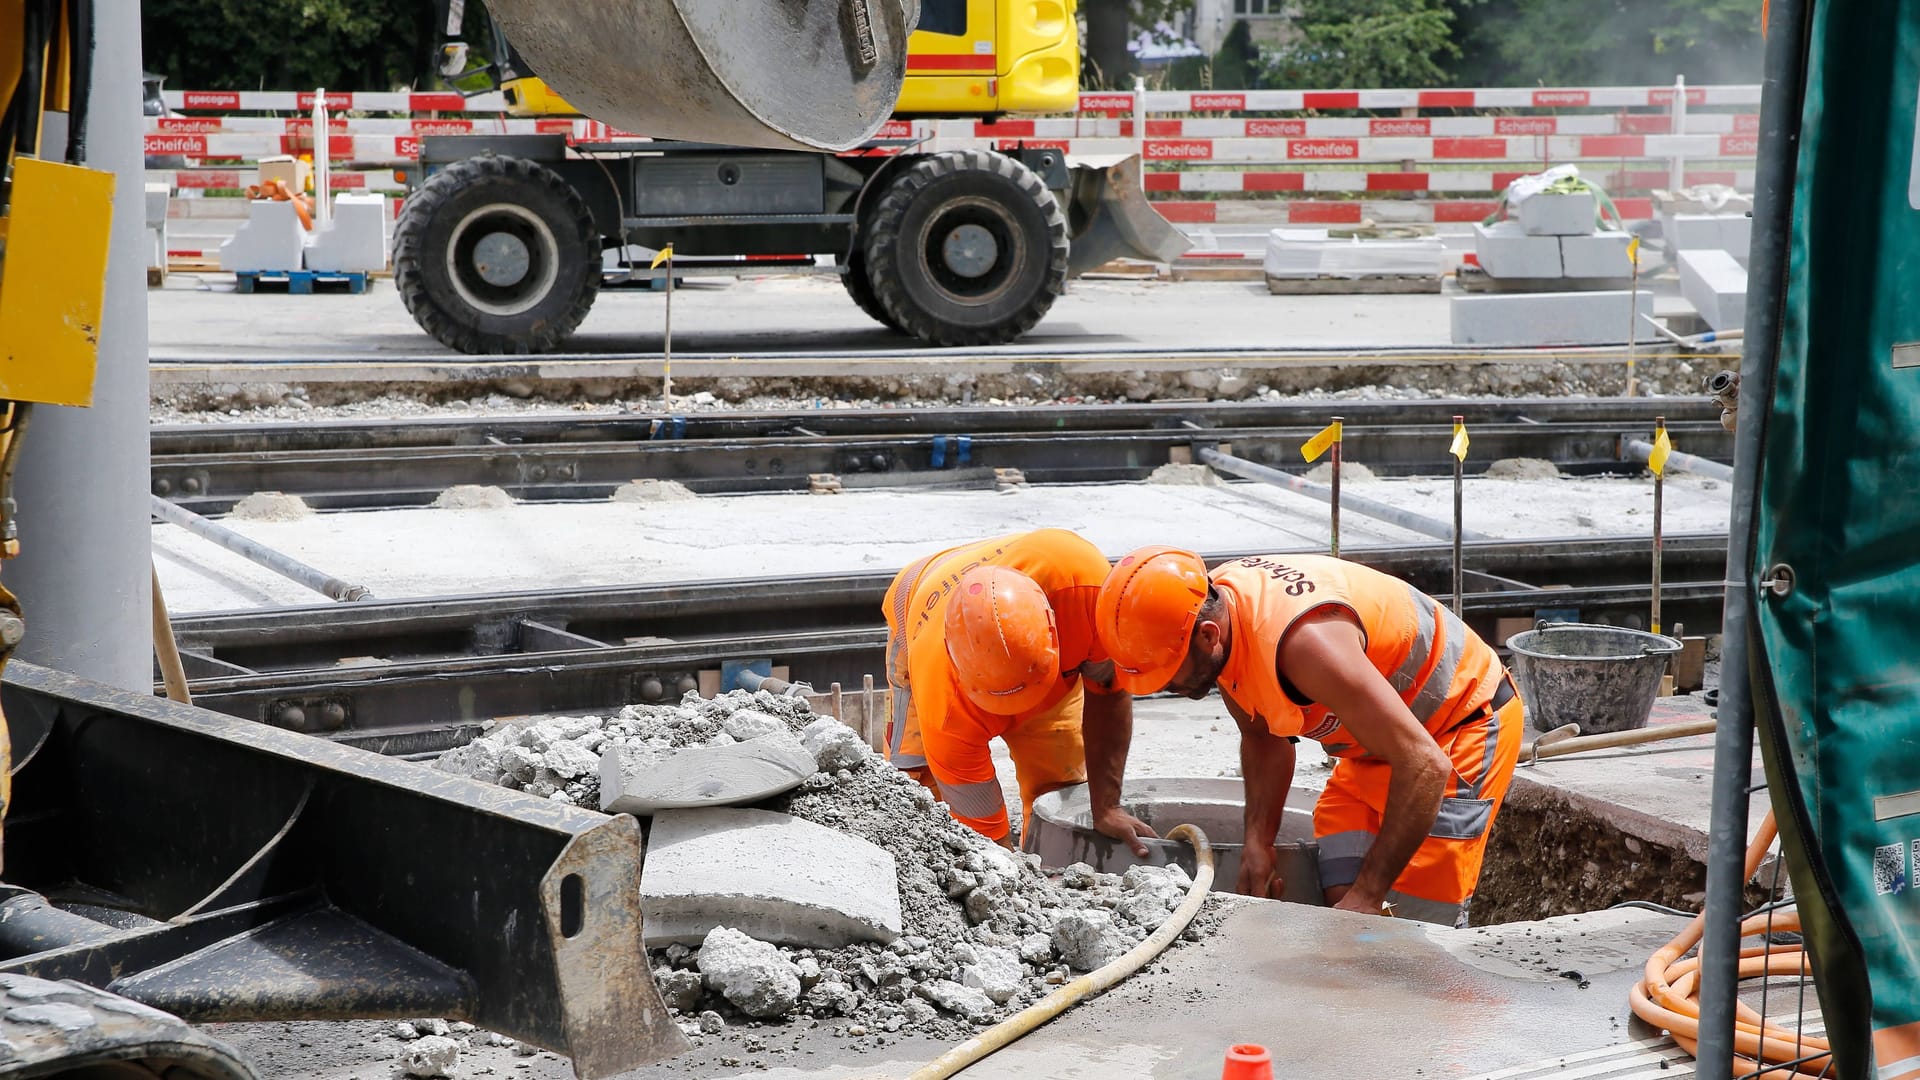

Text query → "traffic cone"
[1221,1043,1272,1080]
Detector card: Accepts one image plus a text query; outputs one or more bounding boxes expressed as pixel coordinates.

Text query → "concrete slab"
[1473,222,1564,279]
[599,733,815,815]
[1450,290,1656,347]
[1559,232,1633,280]
[640,806,902,948]
[1676,249,1748,331]
[1667,213,1730,251]
[1516,192,1597,237]
[154,475,1734,615]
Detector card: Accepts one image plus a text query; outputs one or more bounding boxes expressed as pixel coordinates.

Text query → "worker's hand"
[1093,805,1158,858]
[1331,889,1393,917]
[1236,844,1283,899]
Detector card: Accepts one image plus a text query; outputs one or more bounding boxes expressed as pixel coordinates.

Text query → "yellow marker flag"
[1449,421,1469,461]
[650,245,674,269]
[1300,420,1342,462]
[1626,235,1641,267]
[1649,428,1673,475]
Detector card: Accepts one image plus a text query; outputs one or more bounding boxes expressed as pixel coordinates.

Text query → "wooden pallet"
[233,269,370,295]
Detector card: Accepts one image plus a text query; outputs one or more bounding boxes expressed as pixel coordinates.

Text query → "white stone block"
[1721,214,1752,262]
[1516,192,1596,236]
[1677,249,1748,331]
[1450,290,1656,347]
[641,807,902,949]
[1473,222,1563,279]
[218,200,305,273]
[1667,213,1728,251]
[304,193,389,273]
[1559,232,1633,280]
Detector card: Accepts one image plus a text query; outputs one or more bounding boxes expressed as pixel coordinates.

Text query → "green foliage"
[1447,0,1764,86]
[142,0,442,92]
[1262,0,1460,89]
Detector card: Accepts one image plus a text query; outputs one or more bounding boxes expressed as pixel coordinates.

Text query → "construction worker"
[882,529,1152,850]
[1093,548,1524,926]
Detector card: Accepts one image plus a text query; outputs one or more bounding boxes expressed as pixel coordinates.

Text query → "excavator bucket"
[1064,155,1195,277]
[485,0,921,152]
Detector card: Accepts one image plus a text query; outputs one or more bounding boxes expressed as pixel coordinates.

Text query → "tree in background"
[1447,0,1764,86]
[1083,0,1198,88]
[142,0,442,92]
[1262,0,1459,88]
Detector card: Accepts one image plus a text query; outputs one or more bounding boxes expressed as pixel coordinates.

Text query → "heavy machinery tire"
[863,150,1068,347]
[393,155,600,354]
[840,249,904,332]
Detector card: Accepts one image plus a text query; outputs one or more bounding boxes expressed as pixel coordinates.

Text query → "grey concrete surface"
[148,273,1705,361]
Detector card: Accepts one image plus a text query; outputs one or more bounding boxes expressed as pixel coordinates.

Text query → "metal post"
[1668,74,1688,191]
[1626,254,1640,396]
[312,88,331,228]
[1451,414,1464,618]
[7,13,152,692]
[1329,415,1342,558]
[662,251,674,408]
[1696,0,1806,1071]
[1198,447,1488,543]
[1652,417,1665,636]
[1132,76,1147,192]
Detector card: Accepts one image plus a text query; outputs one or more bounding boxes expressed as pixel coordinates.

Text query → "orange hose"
[1629,811,1831,1077]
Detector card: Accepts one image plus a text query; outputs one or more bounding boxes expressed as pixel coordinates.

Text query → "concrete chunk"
[1516,191,1596,236]
[1472,222,1563,279]
[642,806,903,948]
[599,730,814,814]
[1450,290,1655,347]
[1558,232,1632,280]
[1677,249,1748,331]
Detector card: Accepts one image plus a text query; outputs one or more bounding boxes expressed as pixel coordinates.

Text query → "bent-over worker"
[1094,548,1523,926]
[882,529,1150,848]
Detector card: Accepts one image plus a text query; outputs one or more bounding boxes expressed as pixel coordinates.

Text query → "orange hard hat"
[1095,546,1210,695]
[944,566,1060,716]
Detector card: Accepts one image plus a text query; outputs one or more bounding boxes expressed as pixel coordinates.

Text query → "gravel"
[434,689,1209,1052]
[396,1035,460,1078]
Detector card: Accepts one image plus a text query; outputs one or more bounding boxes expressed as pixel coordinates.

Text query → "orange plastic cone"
[1222,1043,1272,1080]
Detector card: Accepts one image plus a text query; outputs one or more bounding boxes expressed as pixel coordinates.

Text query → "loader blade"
[488,0,919,152]
[1064,154,1194,277]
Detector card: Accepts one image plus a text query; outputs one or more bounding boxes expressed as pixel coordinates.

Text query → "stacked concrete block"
[1559,232,1634,280]
[1676,250,1748,330]
[1515,191,1596,237]
[1667,212,1753,265]
[1264,229,1445,280]
[1472,222,1563,279]
[305,193,390,273]
[1450,290,1656,347]
[218,200,306,273]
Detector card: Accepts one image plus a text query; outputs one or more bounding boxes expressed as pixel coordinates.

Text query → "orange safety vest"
[1211,554,1506,758]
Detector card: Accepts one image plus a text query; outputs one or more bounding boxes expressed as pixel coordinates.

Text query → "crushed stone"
[1484,457,1562,480]
[431,484,515,510]
[1146,462,1218,486]
[227,491,313,521]
[435,688,1210,1052]
[397,1034,460,1078]
[613,478,698,504]
[1305,461,1378,484]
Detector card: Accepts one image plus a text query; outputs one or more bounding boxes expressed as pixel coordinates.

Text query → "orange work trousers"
[1311,689,1524,926]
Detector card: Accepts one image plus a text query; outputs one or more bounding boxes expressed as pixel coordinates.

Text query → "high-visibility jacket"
[882,529,1110,837]
[1211,554,1506,756]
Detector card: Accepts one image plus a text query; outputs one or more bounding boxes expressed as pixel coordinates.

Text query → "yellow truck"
[400,0,1187,352]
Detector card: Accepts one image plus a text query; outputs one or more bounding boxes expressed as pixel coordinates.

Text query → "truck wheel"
[840,250,904,332]
[394,156,600,354]
[864,150,1068,347]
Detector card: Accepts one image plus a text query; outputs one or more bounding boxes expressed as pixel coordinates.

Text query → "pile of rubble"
[435,690,1202,1047]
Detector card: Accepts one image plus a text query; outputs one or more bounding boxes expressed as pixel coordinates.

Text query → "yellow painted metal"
[0,157,113,407]
[502,0,1079,121]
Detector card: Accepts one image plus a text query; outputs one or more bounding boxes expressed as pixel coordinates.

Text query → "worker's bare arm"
[1082,672,1157,856]
[1279,611,1449,914]
[1228,694,1295,898]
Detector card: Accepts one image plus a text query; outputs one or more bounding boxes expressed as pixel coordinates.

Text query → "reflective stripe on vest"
[1392,585,1472,730]
[939,778,1008,822]
[885,554,938,760]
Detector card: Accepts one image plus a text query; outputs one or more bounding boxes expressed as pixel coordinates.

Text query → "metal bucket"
[487,0,917,152]
[1027,778,1325,904]
[1505,622,1684,735]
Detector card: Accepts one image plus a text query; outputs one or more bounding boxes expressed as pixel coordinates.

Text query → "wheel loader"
[0,2,931,1076]
[398,0,1190,354]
